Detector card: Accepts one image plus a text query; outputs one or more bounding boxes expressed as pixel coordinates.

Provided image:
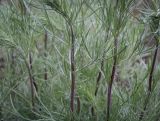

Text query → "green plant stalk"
[107,38,118,121]
[44,1,77,112]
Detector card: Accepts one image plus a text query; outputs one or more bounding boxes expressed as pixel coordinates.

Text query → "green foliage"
[0,0,160,121]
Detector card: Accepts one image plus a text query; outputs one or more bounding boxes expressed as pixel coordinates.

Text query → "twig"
[11,49,15,75]
[44,31,48,80]
[139,40,159,120]
[69,23,76,112]
[95,55,104,96]
[107,38,118,121]
[91,53,104,118]
[148,42,158,92]
[29,53,35,108]
[28,52,38,108]
[76,96,81,114]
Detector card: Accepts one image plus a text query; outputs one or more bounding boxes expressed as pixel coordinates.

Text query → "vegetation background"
[0,0,160,121]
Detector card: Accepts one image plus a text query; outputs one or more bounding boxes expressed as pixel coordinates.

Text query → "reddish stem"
[107,38,118,121]
[70,24,76,112]
[76,96,80,114]
[139,40,159,120]
[44,31,48,80]
[95,57,104,96]
[29,53,35,107]
[148,42,158,92]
